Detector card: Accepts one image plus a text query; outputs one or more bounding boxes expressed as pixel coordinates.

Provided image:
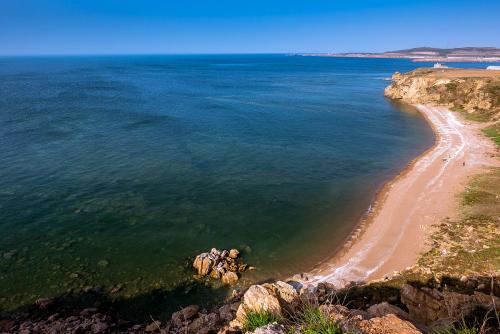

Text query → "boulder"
[235,285,282,326]
[171,305,200,327]
[262,281,300,312]
[218,302,240,322]
[187,313,220,334]
[354,314,422,334]
[319,304,355,323]
[35,298,55,310]
[400,284,500,330]
[248,323,285,334]
[229,249,240,259]
[367,302,412,322]
[222,272,239,285]
[217,325,242,334]
[193,248,250,283]
[193,253,214,276]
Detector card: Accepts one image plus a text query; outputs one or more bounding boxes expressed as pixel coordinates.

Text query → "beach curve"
[304,104,498,286]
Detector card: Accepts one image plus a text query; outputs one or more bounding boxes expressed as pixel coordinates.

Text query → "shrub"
[242,311,281,332]
[297,305,344,334]
[434,321,480,334]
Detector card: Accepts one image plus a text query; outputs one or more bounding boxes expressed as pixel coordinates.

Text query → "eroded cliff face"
[384,68,500,121]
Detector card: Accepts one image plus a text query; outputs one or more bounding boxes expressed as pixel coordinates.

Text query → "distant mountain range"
[301,47,500,62]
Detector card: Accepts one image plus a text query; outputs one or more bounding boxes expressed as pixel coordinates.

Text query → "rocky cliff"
[384,68,500,121]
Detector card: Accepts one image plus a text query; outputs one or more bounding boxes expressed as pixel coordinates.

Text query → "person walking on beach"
[463,161,465,167]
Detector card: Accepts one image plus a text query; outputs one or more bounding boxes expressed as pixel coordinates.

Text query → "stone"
[263,281,300,312]
[97,259,109,268]
[222,272,239,285]
[400,284,500,329]
[218,302,239,322]
[144,321,160,332]
[91,321,110,334]
[171,305,200,327]
[354,314,422,334]
[35,298,55,310]
[229,249,239,259]
[210,269,222,279]
[195,313,220,333]
[194,253,214,276]
[217,325,242,334]
[367,302,412,321]
[248,323,285,334]
[2,249,17,260]
[235,285,282,325]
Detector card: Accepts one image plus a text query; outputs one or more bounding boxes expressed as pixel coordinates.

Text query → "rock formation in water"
[193,248,253,285]
[384,68,500,121]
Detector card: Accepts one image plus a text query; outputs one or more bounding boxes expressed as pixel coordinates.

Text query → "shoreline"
[301,104,498,286]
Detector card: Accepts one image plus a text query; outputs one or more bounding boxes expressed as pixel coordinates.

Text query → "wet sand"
[305,105,498,285]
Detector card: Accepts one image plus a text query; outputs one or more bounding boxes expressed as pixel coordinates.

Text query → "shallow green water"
[0,55,438,315]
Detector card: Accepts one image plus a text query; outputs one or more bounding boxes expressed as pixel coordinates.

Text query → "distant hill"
[301,47,500,63]
[388,47,500,57]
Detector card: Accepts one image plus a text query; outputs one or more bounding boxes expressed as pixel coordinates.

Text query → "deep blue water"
[3,55,489,312]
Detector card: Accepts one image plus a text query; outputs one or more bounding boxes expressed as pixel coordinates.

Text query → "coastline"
[302,103,498,286]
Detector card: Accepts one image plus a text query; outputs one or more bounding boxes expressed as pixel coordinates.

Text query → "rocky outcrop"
[384,68,500,120]
[231,281,300,329]
[318,304,422,334]
[400,284,500,331]
[193,248,253,284]
[3,276,498,334]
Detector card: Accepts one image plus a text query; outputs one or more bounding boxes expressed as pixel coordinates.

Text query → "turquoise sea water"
[0,55,492,316]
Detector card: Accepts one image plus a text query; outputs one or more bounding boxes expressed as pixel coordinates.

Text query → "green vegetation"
[446,82,459,92]
[242,311,281,332]
[434,323,480,334]
[484,81,500,107]
[450,106,492,122]
[294,305,344,334]
[418,167,500,278]
[482,126,500,146]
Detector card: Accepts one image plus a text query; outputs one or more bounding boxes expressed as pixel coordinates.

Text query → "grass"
[482,126,500,146]
[293,305,344,334]
[484,81,500,107]
[414,167,500,278]
[242,311,281,333]
[434,322,480,334]
[450,106,492,122]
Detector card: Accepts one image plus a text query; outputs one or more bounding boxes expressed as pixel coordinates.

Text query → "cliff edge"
[384,68,500,121]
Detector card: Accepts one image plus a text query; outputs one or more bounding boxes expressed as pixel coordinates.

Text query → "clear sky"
[1,0,499,55]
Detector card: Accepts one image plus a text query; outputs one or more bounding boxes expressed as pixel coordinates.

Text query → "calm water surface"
[0,55,447,313]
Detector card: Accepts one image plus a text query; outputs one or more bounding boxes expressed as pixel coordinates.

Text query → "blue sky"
[1,0,499,55]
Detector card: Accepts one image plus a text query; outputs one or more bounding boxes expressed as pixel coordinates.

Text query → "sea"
[0,55,494,318]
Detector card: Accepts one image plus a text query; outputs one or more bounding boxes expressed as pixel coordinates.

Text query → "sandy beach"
[306,104,498,286]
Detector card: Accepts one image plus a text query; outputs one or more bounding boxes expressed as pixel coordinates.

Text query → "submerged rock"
[192,248,251,285]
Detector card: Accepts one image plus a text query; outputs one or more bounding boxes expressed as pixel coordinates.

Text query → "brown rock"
[218,302,239,322]
[367,302,412,321]
[222,272,239,285]
[354,314,422,334]
[188,313,220,334]
[145,321,160,332]
[217,325,242,334]
[235,285,282,325]
[400,284,500,330]
[263,281,300,312]
[193,253,214,276]
[229,249,239,259]
[171,305,200,327]
[35,298,55,310]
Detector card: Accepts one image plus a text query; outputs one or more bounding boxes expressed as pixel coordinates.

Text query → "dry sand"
[305,105,498,286]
